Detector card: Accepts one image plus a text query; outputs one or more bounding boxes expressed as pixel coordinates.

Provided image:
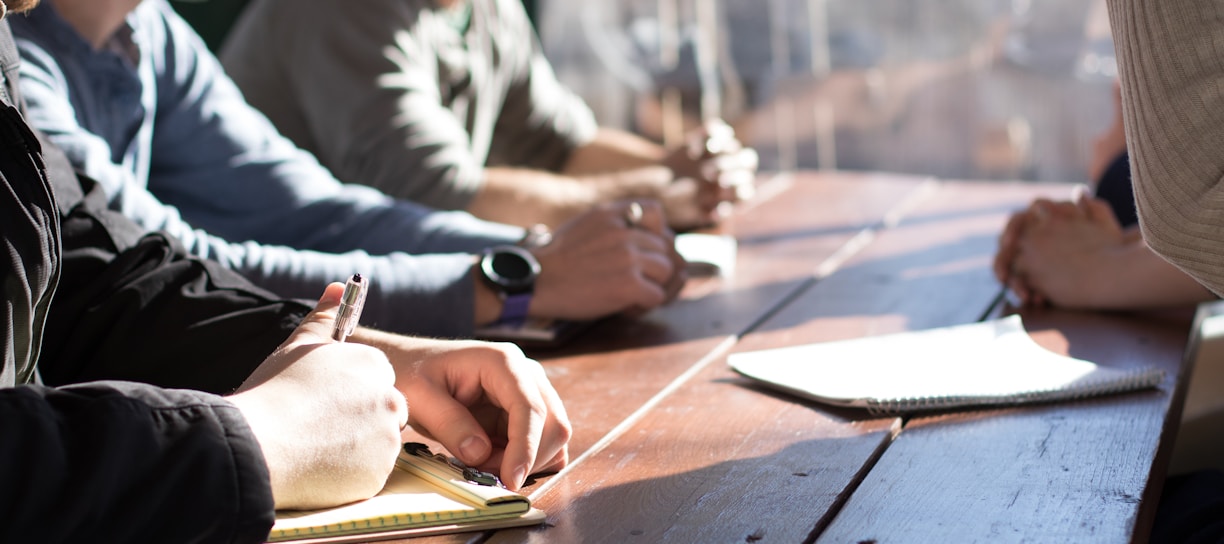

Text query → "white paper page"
[729,315,1163,411]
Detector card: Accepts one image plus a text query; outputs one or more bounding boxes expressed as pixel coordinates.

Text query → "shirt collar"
[25,2,140,67]
[104,19,139,66]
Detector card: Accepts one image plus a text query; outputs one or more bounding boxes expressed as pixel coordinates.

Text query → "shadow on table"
[531,226,1003,361]
[504,437,890,544]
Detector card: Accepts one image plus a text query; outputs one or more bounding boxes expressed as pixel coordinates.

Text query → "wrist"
[518,224,553,249]
[473,259,504,326]
[476,246,540,325]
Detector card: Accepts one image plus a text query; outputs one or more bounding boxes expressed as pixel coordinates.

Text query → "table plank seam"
[528,174,944,529]
[807,419,903,544]
[528,335,741,502]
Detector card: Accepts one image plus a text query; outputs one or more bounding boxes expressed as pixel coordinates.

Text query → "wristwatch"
[479,245,540,325]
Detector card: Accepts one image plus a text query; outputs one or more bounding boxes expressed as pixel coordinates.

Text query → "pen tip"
[353,273,363,282]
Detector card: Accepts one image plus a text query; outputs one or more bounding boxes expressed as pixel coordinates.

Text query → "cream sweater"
[1108,0,1224,295]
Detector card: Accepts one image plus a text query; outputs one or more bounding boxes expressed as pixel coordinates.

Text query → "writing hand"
[229,283,407,510]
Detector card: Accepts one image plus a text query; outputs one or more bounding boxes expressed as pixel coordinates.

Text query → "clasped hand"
[662,120,759,229]
[531,199,687,320]
[993,193,1127,308]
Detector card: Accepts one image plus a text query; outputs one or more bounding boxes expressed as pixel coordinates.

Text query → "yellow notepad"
[268,445,544,543]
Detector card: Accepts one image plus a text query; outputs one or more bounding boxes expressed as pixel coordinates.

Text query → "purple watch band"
[498,292,532,325]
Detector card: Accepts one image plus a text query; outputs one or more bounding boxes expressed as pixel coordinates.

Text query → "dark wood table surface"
[405,171,1194,544]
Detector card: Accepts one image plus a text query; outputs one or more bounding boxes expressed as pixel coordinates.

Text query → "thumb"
[1081,196,1121,229]
[284,282,346,347]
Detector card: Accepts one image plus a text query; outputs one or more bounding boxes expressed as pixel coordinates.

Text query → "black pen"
[332,274,368,342]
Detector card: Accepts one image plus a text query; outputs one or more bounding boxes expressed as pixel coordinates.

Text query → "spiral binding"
[864,366,1166,416]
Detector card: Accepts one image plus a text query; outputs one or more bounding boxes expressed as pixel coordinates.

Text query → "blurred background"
[536,0,1116,182]
[173,0,1116,183]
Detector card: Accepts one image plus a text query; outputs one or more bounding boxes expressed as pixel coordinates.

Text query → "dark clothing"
[0,17,306,543]
[1150,470,1224,543]
[1094,151,1137,228]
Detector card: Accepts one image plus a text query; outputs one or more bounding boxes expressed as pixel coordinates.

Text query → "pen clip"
[402,442,504,488]
[333,274,368,341]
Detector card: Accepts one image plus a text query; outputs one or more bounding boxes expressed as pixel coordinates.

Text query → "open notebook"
[729,315,1164,415]
[268,444,544,543]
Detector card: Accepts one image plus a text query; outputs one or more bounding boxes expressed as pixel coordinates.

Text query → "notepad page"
[729,315,1164,413]
[675,233,737,277]
[270,450,533,542]
[271,472,527,539]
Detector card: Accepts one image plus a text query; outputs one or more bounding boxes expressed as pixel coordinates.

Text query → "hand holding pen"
[229,278,405,509]
[333,274,368,342]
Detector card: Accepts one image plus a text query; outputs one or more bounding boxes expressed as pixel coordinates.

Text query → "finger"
[698,154,757,190]
[994,212,1027,283]
[993,251,1010,285]
[621,258,685,317]
[283,282,346,347]
[628,233,680,286]
[711,147,759,174]
[537,443,569,475]
[690,119,739,158]
[521,365,570,476]
[626,199,669,236]
[1008,275,1032,306]
[1039,200,1081,220]
[493,369,550,490]
[712,170,755,201]
[693,181,732,213]
[405,381,496,469]
[1082,196,1121,228]
[618,273,669,316]
[662,248,688,303]
[1030,200,1052,225]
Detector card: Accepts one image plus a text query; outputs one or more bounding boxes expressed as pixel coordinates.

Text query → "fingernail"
[459,436,487,463]
[512,464,529,490]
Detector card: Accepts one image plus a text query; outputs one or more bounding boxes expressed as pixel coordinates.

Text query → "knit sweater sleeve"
[1108,0,1224,295]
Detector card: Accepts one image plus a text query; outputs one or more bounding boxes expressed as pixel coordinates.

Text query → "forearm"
[1090,241,1215,310]
[469,166,671,228]
[468,168,598,228]
[562,128,667,176]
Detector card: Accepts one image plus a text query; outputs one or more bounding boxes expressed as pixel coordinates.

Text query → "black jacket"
[0,17,310,543]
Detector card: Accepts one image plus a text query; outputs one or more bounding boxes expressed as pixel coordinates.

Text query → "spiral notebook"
[268,444,544,543]
[729,315,1164,415]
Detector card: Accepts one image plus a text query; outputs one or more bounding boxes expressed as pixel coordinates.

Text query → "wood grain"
[483,179,1072,544]
[818,309,1192,544]
[371,177,1193,544]
[395,172,937,544]
[528,172,934,468]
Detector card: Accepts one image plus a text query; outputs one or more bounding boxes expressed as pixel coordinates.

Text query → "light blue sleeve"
[143,2,521,257]
[12,3,524,337]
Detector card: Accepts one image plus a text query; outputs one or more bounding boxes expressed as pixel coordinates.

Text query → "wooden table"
[418,171,1194,543]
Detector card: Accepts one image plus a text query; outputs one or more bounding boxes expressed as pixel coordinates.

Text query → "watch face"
[482,246,540,294]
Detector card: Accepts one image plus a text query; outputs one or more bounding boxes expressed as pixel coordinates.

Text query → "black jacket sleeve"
[0,19,291,542]
[0,96,277,543]
[36,134,312,394]
[0,381,275,543]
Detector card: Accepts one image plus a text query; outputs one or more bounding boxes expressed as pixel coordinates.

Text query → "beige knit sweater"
[1107,0,1224,295]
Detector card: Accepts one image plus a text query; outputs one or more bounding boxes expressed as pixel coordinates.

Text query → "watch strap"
[498,292,532,325]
